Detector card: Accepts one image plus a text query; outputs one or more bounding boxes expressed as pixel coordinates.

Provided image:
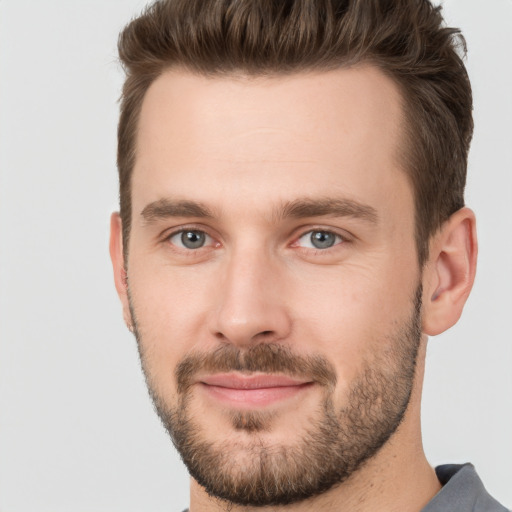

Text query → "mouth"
[198,373,314,408]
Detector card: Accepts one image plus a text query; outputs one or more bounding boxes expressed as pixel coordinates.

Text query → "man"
[109,0,508,510]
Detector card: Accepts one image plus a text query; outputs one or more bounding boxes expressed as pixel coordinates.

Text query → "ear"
[422,207,478,336]
[109,212,133,332]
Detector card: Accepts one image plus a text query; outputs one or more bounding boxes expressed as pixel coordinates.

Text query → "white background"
[0,1,510,511]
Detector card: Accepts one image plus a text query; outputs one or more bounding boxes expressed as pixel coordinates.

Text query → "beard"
[129,285,422,507]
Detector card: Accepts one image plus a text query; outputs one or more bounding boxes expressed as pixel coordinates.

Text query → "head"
[110,0,477,507]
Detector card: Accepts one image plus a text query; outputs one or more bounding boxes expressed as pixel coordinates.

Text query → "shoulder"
[422,463,509,512]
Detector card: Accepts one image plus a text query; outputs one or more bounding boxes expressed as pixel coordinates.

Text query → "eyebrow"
[141,198,215,223]
[140,196,378,225]
[278,197,378,224]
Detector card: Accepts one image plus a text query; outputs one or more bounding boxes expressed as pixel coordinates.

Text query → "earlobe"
[109,212,133,330]
[422,207,478,336]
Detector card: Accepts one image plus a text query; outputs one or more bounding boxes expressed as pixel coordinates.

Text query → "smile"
[198,373,314,408]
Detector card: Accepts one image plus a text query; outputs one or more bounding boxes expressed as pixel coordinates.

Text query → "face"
[119,66,424,506]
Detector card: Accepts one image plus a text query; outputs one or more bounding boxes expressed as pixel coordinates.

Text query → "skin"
[110,65,477,511]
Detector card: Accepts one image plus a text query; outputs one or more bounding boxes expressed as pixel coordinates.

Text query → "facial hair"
[129,285,422,507]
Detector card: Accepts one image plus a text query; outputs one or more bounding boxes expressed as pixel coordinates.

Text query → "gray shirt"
[422,463,509,512]
[181,463,509,511]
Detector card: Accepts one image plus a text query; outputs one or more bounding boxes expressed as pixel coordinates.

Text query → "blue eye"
[169,230,212,249]
[297,230,342,249]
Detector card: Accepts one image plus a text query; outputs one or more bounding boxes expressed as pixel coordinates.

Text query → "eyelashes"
[294,230,344,250]
[167,229,216,250]
[163,226,348,255]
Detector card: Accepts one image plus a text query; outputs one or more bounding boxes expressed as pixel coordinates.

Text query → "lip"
[198,373,314,408]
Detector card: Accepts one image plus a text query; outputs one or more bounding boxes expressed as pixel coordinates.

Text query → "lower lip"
[200,382,313,408]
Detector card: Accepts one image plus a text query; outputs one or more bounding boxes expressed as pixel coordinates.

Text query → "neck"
[189,340,440,512]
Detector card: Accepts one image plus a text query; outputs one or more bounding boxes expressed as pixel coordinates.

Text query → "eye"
[296,230,343,249]
[168,229,213,250]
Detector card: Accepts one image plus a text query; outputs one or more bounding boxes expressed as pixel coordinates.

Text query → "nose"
[208,249,292,347]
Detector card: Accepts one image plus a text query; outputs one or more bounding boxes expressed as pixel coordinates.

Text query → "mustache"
[175,343,337,393]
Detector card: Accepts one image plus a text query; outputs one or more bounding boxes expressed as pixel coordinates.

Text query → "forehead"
[133,65,410,220]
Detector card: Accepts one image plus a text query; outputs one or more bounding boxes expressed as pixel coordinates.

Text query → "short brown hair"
[117,0,473,266]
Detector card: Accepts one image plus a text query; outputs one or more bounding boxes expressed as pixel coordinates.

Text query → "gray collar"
[421,463,509,512]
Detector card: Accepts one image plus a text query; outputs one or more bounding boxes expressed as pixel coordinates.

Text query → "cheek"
[128,262,217,391]
[287,261,417,387]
